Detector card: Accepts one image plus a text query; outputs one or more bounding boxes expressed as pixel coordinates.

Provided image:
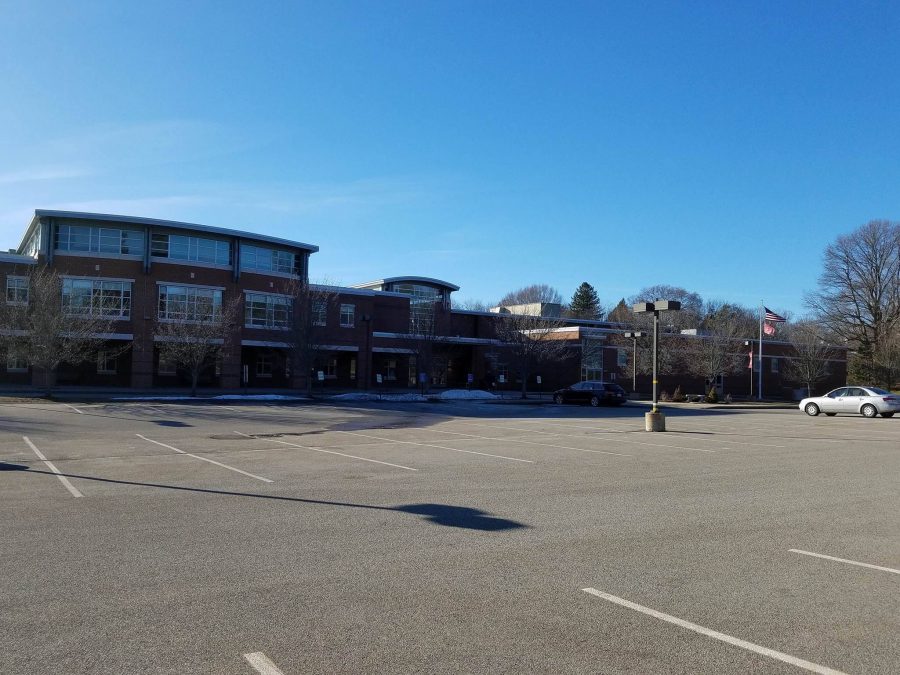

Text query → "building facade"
[1,210,847,397]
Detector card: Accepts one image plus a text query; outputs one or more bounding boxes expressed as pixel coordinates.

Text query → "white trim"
[0,253,36,264]
[352,276,460,292]
[155,280,226,291]
[372,347,417,354]
[153,335,224,344]
[60,274,136,283]
[150,257,232,271]
[241,340,291,348]
[54,250,144,262]
[315,344,359,352]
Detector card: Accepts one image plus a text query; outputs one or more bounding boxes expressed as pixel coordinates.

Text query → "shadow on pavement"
[8,466,527,532]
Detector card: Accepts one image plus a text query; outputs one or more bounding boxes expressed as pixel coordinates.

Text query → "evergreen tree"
[569,282,601,319]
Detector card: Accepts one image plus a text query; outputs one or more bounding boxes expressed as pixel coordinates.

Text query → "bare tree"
[407,299,442,393]
[806,220,900,385]
[872,323,900,390]
[784,321,838,397]
[155,295,242,396]
[683,303,750,391]
[0,266,126,395]
[499,284,563,307]
[281,280,340,395]
[494,310,572,399]
[629,285,704,330]
[455,298,490,312]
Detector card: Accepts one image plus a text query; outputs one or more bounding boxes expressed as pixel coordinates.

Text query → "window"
[151,233,230,265]
[326,357,337,378]
[256,353,273,377]
[6,355,28,372]
[55,224,144,256]
[240,243,300,275]
[245,292,291,329]
[340,303,355,327]
[386,359,397,381]
[771,358,779,373]
[617,348,627,367]
[313,300,327,326]
[157,285,222,322]
[24,228,41,257]
[6,276,28,305]
[158,356,177,376]
[97,351,117,374]
[395,282,445,331]
[349,358,356,380]
[62,279,132,318]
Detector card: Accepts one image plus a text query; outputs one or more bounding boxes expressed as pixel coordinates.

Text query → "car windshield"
[826,388,848,398]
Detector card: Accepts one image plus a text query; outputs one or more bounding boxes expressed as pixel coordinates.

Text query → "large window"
[312,300,327,326]
[158,285,222,322]
[55,224,144,256]
[240,243,300,275]
[340,303,355,327]
[97,351,117,374]
[395,283,444,331]
[245,292,291,329]
[62,279,132,318]
[6,276,28,305]
[6,355,28,372]
[151,233,230,265]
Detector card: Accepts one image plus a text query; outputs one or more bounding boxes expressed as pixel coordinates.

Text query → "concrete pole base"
[645,411,666,432]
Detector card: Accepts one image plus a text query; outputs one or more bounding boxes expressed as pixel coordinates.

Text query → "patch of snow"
[330,393,428,402]
[438,389,498,400]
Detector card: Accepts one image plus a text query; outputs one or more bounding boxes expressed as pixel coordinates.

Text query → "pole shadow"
[7,466,527,532]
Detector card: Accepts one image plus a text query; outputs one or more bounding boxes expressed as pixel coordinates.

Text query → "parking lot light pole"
[632,301,681,431]
[623,331,644,393]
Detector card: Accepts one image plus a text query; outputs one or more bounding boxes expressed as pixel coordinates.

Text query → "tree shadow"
[7,466,527,532]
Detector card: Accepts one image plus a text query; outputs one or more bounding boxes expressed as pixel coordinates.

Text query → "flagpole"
[758,301,763,401]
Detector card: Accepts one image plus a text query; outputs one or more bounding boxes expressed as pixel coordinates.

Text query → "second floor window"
[245,293,291,329]
[158,285,222,322]
[312,300,327,326]
[340,303,355,327]
[151,233,230,265]
[55,224,144,256]
[62,279,132,319]
[240,244,300,275]
[6,276,28,305]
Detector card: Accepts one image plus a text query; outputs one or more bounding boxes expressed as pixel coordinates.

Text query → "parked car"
[553,381,627,407]
[799,386,899,418]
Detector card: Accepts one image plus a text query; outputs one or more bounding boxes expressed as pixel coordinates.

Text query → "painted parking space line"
[459,420,715,453]
[243,651,285,675]
[335,429,535,463]
[266,437,419,471]
[425,427,633,458]
[22,436,84,498]
[789,549,900,575]
[62,403,85,414]
[135,434,274,483]
[581,588,847,675]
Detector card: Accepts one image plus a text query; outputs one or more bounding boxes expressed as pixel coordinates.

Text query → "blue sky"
[2,1,898,316]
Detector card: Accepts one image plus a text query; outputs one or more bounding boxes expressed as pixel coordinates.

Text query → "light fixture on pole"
[632,300,681,431]
[623,331,644,393]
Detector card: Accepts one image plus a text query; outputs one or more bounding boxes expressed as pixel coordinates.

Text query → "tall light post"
[623,331,644,393]
[632,300,681,431]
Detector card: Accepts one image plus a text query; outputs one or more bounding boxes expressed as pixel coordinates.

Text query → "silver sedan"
[800,386,900,418]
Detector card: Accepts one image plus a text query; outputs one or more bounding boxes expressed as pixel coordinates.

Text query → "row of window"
[53,224,303,275]
[5,276,357,328]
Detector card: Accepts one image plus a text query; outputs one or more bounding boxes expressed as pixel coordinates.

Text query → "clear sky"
[2,1,898,316]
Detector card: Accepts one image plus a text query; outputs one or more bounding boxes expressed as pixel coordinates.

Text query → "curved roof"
[21,210,319,253]
[352,276,460,292]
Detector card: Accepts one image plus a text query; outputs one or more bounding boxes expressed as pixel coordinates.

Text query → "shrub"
[706,388,719,403]
[672,386,686,402]
[660,390,671,402]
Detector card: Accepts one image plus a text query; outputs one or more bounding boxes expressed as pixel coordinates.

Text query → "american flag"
[764,307,786,323]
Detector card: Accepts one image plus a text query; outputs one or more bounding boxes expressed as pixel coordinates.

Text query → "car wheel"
[825,413,836,416]
[590,396,600,407]
[553,394,564,405]
[881,412,894,418]
[804,403,820,416]
[861,404,878,418]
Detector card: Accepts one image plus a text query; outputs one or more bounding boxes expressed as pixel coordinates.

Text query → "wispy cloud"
[0,166,93,185]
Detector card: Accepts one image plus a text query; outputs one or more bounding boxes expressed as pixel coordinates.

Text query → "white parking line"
[425,427,633,458]
[789,548,900,575]
[135,434,274,483]
[581,588,846,675]
[243,651,285,675]
[267,437,419,471]
[335,429,535,463]
[62,403,85,415]
[22,437,83,498]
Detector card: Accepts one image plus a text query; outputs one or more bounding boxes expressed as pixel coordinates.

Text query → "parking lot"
[1,399,897,674]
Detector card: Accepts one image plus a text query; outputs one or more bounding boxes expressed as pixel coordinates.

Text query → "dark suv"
[553,381,627,406]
